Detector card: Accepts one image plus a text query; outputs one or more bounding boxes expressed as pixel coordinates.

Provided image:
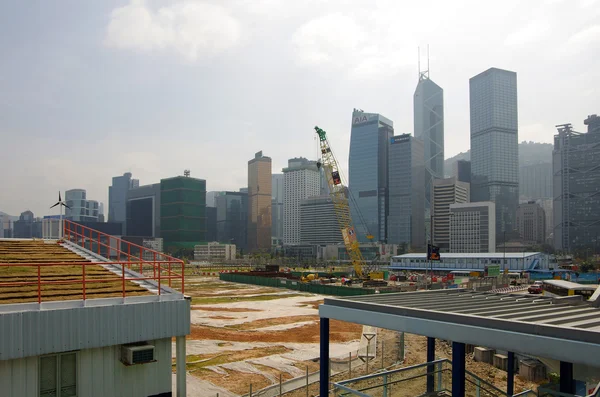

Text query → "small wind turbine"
[50,192,70,239]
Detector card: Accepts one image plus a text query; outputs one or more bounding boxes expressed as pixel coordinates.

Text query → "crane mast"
[315,126,366,279]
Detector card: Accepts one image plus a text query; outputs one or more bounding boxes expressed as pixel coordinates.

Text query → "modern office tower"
[126,183,161,238]
[299,195,344,245]
[553,114,600,252]
[348,109,394,242]
[205,191,223,208]
[282,158,321,245]
[449,202,496,253]
[108,172,139,226]
[271,174,284,242]
[516,201,546,245]
[216,191,248,252]
[414,66,445,239]
[13,210,39,238]
[160,175,206,249]
[432,177,470,251]
[247,151,272,252]
[206,207,217,242]
[65,189,99,222]
[387,134,425,249]
[519,163,552,201]
[538,198,553,241]
[470,67,519,242]
[453,160,471,184]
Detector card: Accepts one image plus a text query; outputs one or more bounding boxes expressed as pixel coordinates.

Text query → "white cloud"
[104,0,241,61]
[504,19,551,46]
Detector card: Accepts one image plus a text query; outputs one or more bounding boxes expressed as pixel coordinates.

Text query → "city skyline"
[1,1,599,216]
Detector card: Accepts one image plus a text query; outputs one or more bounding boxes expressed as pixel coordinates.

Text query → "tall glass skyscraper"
[348,109,394,242]
[469,67,519,241]
[414,73,444,239]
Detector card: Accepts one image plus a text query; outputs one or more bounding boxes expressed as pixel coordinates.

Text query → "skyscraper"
[450,202,496,253]
[432,177,470,251]
[516,201,546,245]
[300,196,344,245]
[470,67,519,241]
[108,172,139,226]
[348,109,394,242]
[453,160,471,184]
[216,191,248,252]
[282,158,320,245]
[553,114,600,252]
[387,134,425,249]
[247,151,272,252]
[65,189,99,222]
[126,183,161,238]
[414,68,445,237]
[271,174,284,242]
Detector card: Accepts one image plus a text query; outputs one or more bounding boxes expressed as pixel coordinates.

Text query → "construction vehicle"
[314,126,385,285]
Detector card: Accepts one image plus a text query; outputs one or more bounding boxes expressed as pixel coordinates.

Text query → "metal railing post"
[383,373,388,397]
[249,384,252,397]
[279,373,282,396]
[122,262,126,298]
[437,361,443,391]
[158,259,161,296]
[82,262,86,300]
[349,352,352,378]
[476,378,481,397]
[37,263,41,304]
[382,340,385,369]
[154,252,157,279]
[169,262,172,287]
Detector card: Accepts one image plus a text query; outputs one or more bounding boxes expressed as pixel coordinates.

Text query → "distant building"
[432,177,470,251]
[206,207,217,242]
[0,213,14,238]
[283,158,321,245]
[300,196,343,245]
[349,109,394,242]
[205,191,221,208]
[42,216,61,239]
[194,242,236,261]
[519,163,552,201]
[65,189,99,222]
[391,252,551,272]
[126,183,161,238]
[160,175,206,249]
[449,202,496,253]
[516,201,546,245]
[453,160,471,184]
[414,71,445,238]
[553,115,600,252]
[217,191,248,252]
[271,174,284,242]
[247,151,272,253]
[470,68,519,241]
[537,198,553,242]
[387,134,425,249]
[108,172,139,227]
[13,210,41,238]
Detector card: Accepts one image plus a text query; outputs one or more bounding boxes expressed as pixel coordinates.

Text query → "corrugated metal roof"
[543,279,597,291]
[393,252,543,259]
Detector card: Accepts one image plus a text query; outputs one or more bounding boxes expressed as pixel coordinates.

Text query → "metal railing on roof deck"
[0,221,185,304]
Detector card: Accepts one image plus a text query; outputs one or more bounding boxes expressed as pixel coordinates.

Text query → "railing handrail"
[336,358,450,385]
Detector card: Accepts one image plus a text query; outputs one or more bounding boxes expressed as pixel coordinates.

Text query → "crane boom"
[315,126,366,279]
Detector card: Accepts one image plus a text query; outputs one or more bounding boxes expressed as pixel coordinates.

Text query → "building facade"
[160,175,206,249]
[126,183,161,238]
[216,191,248,251]
[414,74,445,239]
[449,201,496,253]
[65,189,99,222]
[271,174,284,243]
[519,163,552,201]
[283,158,321,245]
[300,195,343,245]
[390,252,551,272]
[387,134,425,249]
[108,172,139,227]
[206,206,217,242]
[470,68,519,241]
[516,201,546,245]
[349,109,394,242]
[432,177,470,251]
[553,114,600,252]
[194,242,236,261]
[247,152,272,253]
[13,210,42,238]
[453,160,471,184]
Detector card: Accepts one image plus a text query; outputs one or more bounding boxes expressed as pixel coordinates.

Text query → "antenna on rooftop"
[184,169,191,177]
[50,192,70,239]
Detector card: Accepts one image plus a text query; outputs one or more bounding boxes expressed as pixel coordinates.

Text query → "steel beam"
[320,317,330,397]
[560,361,574,394]
[507,351,515,397]
[452,342,466,397]
[427,337,435,393]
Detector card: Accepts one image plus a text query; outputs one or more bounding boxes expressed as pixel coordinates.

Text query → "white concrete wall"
[0,338,172,397]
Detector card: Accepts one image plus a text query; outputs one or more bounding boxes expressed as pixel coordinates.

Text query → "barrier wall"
[219,273,390,296]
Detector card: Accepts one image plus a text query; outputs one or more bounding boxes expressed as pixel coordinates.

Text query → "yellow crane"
[314,126,373,280]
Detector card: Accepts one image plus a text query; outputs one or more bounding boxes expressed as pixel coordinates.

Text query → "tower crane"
[314,126,373,280]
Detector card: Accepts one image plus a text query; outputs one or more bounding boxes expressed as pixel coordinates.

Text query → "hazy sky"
[1,0,598,217]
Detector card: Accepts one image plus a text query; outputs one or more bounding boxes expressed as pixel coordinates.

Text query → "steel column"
[320,317,330,397]
[176,335,187,397]
[560,361,574,395]
[452,342,466,397]
[427,337,436,393]
[507,351,515,396]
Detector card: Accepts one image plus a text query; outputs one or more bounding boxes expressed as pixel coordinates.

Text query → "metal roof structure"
[543,279,597,291]
[392,252,542,259]
[320,289,600,367]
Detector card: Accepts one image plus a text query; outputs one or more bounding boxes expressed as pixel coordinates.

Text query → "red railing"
[0,221,185,304]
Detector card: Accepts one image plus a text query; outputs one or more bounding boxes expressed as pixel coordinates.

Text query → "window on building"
[40,352,77,397]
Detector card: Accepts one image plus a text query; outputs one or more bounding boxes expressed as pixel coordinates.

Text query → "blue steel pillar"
[452,342,466,397]
[560,361,574,395]
[507,351,515,396]
[320,317,330,397]
[427,337,436,393]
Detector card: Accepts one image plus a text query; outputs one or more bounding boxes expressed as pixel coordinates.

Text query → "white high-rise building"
[432,177,470,251]
[450,202,496,253]
[283,158,320,245]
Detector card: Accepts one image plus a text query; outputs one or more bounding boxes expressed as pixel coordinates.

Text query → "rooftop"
[393,252,543,259]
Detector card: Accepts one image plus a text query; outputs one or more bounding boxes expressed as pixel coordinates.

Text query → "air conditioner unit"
[121,344,155,365]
